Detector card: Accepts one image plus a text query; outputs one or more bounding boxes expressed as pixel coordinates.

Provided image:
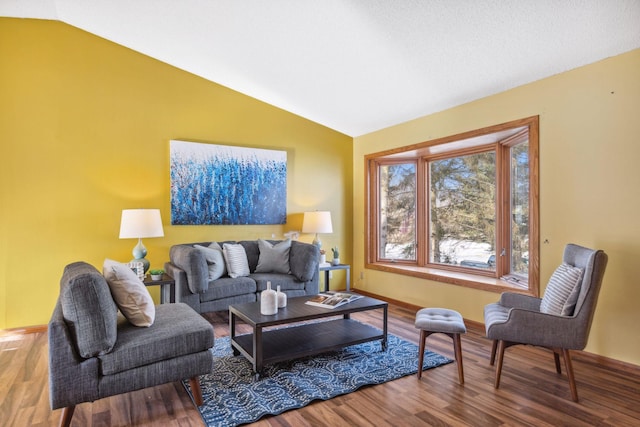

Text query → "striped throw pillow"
[222,243,251,278]
[540,263,584,316]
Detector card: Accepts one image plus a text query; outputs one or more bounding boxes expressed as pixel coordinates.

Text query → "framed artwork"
[170,140,287,225]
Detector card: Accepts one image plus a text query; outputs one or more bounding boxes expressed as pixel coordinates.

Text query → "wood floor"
[2,303,640,427]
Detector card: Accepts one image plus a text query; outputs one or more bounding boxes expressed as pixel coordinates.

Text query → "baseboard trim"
[351,287,640,372]
[0,324,47,337]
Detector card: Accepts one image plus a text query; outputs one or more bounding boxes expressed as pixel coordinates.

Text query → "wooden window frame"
[365,116,539,296]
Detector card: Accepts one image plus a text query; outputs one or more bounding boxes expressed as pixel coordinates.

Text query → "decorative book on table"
[305,291,363,309]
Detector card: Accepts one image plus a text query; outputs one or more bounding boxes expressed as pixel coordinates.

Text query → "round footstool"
[415,307,467,384]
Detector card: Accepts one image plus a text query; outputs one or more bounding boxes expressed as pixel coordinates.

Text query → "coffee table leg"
[230,312,240,356]
[253,326,263,378]
[382,305,388,351]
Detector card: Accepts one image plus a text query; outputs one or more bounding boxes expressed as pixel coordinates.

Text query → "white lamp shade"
[302,211,333,234]
[119,209,165,239]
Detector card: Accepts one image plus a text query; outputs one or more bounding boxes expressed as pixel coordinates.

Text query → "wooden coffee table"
[229,294,388,378]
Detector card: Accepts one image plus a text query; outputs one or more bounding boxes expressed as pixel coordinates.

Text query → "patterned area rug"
[183,333,452,427]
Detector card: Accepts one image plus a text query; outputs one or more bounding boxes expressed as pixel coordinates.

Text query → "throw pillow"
[194,242,227,280]
[222,243,251,278]
[255,239,292,274]
[540,262,584,316]
[103,258,156,327]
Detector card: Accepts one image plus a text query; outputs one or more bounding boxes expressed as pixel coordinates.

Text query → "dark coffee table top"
[229,294,387,327]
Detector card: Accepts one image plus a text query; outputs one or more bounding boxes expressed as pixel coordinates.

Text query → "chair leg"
[453,333,464,384]
[553,350,562,374]
[562,349,579,402]
[58,405,75,427]
[189,377,204,406]
[494,340,506,389]
[489,340,497,366]
[417,330,427,379]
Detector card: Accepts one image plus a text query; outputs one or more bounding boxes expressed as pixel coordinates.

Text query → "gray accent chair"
[165,240,320,314]
[484,243,608,401]
[49,262,215,427]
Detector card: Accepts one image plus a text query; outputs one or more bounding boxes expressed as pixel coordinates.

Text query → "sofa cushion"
[59,262,118,358]
[239,240,260,272]
[540,262,584,316]
[289,240,320,282]
[103,259,156,327]
[251,273,306,292]
[99,303,214,375]
[255,239,291,274]
[200,276,257,302]
[223,243,251,278]
[194,242,227,280]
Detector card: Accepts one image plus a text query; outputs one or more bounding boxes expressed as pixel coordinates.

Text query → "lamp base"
[131,238,150,273]
[312,234,322,250]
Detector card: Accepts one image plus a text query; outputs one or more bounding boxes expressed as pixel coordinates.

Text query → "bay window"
[366,116,539,294]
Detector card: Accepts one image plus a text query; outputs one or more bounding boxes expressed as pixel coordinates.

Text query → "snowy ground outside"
[385,239,493,264]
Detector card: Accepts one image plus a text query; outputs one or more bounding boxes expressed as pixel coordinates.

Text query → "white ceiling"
[2,0,640,136]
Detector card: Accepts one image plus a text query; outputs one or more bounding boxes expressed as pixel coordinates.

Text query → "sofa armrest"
[169,244,209,294]
[304,268,320,295]
[289,241,320,283]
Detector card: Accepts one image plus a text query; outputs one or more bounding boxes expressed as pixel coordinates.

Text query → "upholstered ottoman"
[415,307,466,384]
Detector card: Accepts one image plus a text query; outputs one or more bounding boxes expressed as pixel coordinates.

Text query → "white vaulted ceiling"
[2,0,640,136]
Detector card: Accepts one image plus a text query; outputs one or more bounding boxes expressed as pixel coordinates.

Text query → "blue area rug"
[183,333,452,427]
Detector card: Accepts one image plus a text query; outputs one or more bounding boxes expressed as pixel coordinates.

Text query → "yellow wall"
[0,18,352,329]
[353,49,640,366]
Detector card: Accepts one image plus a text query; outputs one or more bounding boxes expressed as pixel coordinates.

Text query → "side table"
[143,273,175,304]
[318,263,350,292]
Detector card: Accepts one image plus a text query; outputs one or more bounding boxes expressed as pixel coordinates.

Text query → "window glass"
[378,163,416,260]
[510,141,529,276]
[429,152,496,269]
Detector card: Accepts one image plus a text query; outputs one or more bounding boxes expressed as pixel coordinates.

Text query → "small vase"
[332,258,340,266]
[276,285,287,308]
[260,281,278,315]
[320,254,327,264]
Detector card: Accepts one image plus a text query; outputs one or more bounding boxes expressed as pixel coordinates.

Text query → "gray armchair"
[484,243,608,401]
[49,262,215,426]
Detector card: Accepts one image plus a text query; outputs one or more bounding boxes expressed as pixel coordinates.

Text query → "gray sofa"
[165,240,320,314]
[49,262,215,427]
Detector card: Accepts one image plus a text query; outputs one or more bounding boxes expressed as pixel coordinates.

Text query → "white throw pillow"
[255,239,291,274]
[540,262,584,316]
[103,258,155,327]
[222,243,250,278]
[194,242,227,280]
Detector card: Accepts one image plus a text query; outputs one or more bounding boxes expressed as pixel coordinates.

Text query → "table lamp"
[119,209,164,273]
[302,211,333,249]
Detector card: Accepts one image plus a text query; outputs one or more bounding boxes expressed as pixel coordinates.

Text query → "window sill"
[366,262,535,296]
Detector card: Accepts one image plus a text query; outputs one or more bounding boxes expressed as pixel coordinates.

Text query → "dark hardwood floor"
[1,303,639,426]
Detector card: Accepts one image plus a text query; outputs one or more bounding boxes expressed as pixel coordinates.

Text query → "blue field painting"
[170,140,287,225]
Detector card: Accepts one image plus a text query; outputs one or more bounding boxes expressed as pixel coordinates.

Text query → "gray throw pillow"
[195,242,227,280]
[222,243,251,278]
[255,239,291,274]
[540,262,584,316]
